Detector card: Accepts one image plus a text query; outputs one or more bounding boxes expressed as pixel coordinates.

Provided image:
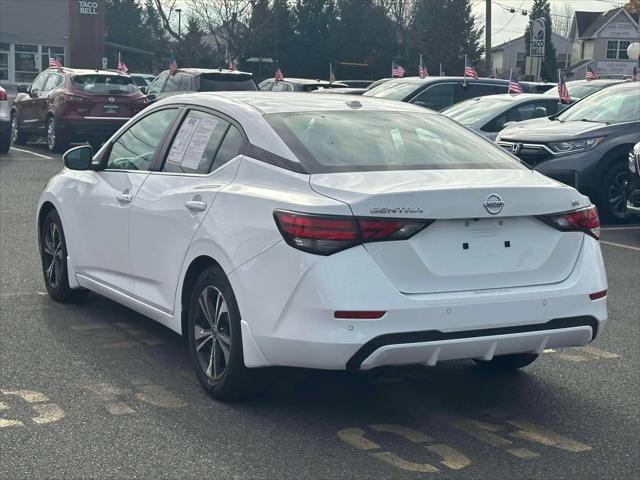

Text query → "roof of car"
[45,67,131,77]
[161,91,431,115]
[162,68,253,76]
[265,78,348,86]
[566,79,624,86]
[458,93,557,103]
[375,76,510,86]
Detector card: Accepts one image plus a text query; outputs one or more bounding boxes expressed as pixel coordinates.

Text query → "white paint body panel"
[37,92,609,372]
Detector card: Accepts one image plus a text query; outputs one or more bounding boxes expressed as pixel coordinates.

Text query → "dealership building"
[0,0,106,84]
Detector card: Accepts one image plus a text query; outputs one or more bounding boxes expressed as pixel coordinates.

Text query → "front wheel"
[474,353,539,370]
[39,209,89,303]
[46,117,68,153]
[187,266,254,400]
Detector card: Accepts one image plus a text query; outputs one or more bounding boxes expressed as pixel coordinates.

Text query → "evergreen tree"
[409,0,483,77]
[523,0,557,81]
[291,0,338,78]
[180,16,208,67]
[142,0,169,72]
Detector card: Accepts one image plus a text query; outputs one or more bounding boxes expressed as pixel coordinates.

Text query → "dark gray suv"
[497,82,639,221]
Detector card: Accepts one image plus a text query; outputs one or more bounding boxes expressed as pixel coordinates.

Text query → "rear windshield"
[72,75,137,94]
[443,97,512,126]
[266,111,525,173]
[363,80,421,101]
[198,74,258,92]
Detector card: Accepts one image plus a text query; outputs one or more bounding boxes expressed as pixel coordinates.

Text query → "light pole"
[176,8,182,39]
[627,42,640,77]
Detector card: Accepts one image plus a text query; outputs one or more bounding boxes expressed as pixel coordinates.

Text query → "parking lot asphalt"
[1,144,639,479]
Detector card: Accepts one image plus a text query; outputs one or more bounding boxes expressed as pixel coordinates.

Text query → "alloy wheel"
[194,286,232,381]
[607,170,629,219]
[10,115,19,144]
[47,119,56,151]
[42,223,64,289]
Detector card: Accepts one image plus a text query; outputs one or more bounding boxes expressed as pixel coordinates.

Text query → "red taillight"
[274,210,431,255]
[538,205,600,239]
[0,88,7,101]
[589,290,607,300]
[334,311,386,319]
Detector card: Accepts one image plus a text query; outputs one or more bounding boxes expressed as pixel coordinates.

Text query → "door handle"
[116,192,133,204]
[185,200,207,212]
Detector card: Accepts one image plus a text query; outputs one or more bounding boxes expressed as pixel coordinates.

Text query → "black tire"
[599,163,631,223]
[0,123,10,154]
[10,112,27,145]
[46,116,69,153]
[187,265,254,400]
[39,209,89,303]
[474,353,539,371]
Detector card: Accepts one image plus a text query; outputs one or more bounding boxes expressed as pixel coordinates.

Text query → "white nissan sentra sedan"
[37,92,608,400]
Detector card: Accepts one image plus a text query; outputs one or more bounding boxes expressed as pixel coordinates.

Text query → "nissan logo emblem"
[108,97,115,103]
[483,193,504,215]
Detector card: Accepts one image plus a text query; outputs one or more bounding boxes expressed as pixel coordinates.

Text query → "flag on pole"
[274,68,284,81]
[464,55,478,79]
[418,54,428,78]
[508,69,523,94]
[391,62,405,78]
[169,54,178,75]
[228,61,236,71]
[558,70,571,104]
[48,49,62,68]
[329,63,335,83]
[585,64,598,81]
[117,52,128,73]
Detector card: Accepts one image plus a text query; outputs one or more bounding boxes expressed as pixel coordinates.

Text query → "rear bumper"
[232,235,608,371]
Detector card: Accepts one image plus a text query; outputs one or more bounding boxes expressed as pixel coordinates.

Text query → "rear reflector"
[589,290,607,300]
[274,210,432,255]
[538,205,600,239]
[0,89,6,101]
[334,311,386,319]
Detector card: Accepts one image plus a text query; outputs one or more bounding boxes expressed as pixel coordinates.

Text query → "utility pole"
[176,8,182,39]
[485,0,492,76]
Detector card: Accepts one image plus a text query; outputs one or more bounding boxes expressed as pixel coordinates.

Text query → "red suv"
[11,68,147,152]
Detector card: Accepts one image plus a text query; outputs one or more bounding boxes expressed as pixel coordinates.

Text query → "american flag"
[464,55,478,79]
[585,64,598,81]
[117,52,128,73]
[508,69,522,94]
[228,61,236,71]
[169,55,178,75]
[418,54,428,78]
[558,70,571,104]
[48,49,62,68]
[392,62,405,78]
[274,68,284,81]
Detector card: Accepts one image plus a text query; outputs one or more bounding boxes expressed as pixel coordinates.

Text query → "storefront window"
[42,46,65,71]
[15,44,38,82]
[0,43,8,81]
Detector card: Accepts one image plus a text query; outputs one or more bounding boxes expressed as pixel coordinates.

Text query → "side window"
[210,125,245,172]
[163,110,230,174]
[43,73,63,92]
[260,81,273,91]
[507,102,548,123]
[147,72,168,95]
[30,73,49,94]
[164,73,182,92]
[411,84,454,111]
[272,82,293,92]
[180,74,194,91]
[455,83,501,103]
[106,108,178,171]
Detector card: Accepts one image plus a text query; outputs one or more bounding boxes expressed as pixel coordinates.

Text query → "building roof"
[491,32,569,52]
[574,8,639,39]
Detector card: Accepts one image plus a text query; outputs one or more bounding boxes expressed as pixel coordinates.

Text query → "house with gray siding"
[490,33,571,79]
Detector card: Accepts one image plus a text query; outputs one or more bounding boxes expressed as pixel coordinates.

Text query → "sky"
[471,0,631,46]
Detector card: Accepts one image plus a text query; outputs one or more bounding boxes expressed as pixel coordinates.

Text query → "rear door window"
[210,125,245,172]
[164,73,182,92]
[43,73,63,92]
[411,84,454,110]
[163,110,230,174]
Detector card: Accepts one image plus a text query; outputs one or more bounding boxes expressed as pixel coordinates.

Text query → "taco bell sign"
[530,18,546,57]
[78,1,98,15]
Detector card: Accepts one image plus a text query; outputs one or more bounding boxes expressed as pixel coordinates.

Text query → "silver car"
[0,85,10,153]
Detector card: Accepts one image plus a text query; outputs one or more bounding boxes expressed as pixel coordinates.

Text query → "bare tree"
[153,0,181,41]
[552,3,574,38]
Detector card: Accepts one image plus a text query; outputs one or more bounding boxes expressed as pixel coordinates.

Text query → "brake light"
[64,93,85,102]
[538,205,600,239]
[0,89,6,101]
[334,311,386,319]
[274,210,431,255]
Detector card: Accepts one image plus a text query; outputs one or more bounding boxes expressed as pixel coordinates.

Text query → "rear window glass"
[364,80,421,101]
[198,74,258,92]
[266,111,525,173]
[72,75,137,94]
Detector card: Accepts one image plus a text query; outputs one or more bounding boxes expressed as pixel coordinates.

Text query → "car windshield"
[558,86,640,124]
[72,75,137,94]
[363,80,421,100]
[266,111,525,173]
[198,74,258,92]
[443,97,512,125]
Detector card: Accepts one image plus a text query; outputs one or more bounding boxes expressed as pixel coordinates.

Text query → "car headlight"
[548,137,604,155]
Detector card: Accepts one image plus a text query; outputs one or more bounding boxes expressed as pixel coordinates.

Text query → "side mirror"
[146,93,156,101]
[63,145,93,170]
[17,84,28,93]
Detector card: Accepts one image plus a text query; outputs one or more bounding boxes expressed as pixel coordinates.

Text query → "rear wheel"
[39,209,89,303]
[474,353,539,370]
[10,112,27,145]
[187,266,254,400]
[599,163,630,222]
[46,117,68,153]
